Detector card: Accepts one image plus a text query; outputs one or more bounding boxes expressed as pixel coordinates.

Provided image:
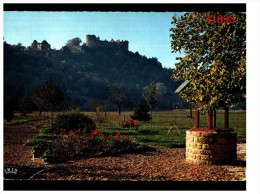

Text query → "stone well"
[186,129,237,165]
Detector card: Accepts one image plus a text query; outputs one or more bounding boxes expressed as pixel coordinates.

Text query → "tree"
[90,99,107,123]
[170,12,246,112]
[131,100,151,121]
[108,84,127,115]
[142,81,157,121]
[155,82,167,97]
[66,37,82,48]
[32,87,46,116]
[32,80,67,126]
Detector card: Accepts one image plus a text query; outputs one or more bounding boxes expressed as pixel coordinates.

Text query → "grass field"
[9,110,246,148]
[89,110,246,147]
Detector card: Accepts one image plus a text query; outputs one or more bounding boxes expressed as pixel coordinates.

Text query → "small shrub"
[52,109,95,134]
[131,100,151,121]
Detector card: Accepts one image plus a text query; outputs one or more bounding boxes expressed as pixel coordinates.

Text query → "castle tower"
[121,41,129,51]
[86,35,98,47]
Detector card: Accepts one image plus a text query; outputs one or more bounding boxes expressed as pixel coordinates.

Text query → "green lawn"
[85,110,246,148]
[9,110,246,148]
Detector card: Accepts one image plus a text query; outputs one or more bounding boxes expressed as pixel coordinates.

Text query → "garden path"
[4,122,246,181]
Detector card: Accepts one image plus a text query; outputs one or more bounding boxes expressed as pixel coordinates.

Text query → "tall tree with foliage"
[142,81,157,122]
[170,12,246,112]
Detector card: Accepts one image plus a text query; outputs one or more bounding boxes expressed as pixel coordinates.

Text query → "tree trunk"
[224,107,229,129]
[118,107,121,116]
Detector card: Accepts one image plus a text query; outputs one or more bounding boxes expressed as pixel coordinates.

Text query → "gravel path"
[4,123,246,181]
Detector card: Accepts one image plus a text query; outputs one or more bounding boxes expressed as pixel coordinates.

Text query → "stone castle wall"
[31,40,51,51]
[86,35,129,51]
[186,130,237,165]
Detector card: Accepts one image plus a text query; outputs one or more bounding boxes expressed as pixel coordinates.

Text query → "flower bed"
[36,128,153,163]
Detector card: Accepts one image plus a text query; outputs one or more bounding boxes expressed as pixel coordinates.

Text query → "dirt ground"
[4,122,246,181]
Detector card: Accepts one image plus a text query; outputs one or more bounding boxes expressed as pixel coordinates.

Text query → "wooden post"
[194,104,200,129]
[207,109,213,129]
[224,107,229,129]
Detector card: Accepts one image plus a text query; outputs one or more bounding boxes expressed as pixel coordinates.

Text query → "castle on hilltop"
[86,35,129,51]
[31,40,51,51]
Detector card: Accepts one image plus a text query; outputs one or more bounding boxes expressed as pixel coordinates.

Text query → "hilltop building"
[86,35,129,51]
[31,40,51,51]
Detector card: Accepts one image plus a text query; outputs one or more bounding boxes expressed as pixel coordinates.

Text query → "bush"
[52,109,95,134]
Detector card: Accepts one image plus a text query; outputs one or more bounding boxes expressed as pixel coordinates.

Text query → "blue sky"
[4,11,181,68]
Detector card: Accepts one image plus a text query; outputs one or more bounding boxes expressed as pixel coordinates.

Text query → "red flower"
[68,130,74,138]
[116,132,120,140]
[92,130,99,136]
[133,120,139,126]
[78,140,81,145]
[75,129,81,134]
[91,129,100,138]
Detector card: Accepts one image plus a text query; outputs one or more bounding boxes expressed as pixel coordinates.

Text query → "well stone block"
[186,129,237,165]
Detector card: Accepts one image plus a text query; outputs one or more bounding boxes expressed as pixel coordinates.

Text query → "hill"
[4,41,182,111]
